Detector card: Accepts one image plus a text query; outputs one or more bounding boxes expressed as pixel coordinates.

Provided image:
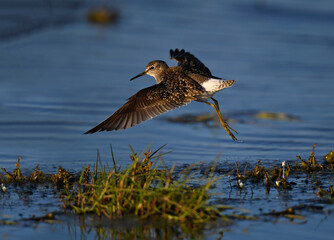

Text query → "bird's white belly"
[202,79,224,92]
[195,78,235,102]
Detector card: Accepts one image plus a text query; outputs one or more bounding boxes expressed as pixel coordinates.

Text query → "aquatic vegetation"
[317,185,334,198]
[61,146,230,223]
[0,143,333,236]
[50,166,74,189]
[0,155,74,188]
[234,159,292,195]
[0,149,232,226]
[1,156,22,182]
[229,144,334,200]
[295,143,334,171]
[1,156,46,184]
[325,150,334,164]
[296,143,320,170]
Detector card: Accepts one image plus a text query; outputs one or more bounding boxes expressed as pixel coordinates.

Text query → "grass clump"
[61,145,228,223]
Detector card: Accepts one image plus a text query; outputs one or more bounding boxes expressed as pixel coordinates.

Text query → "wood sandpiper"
[85,49,238,140]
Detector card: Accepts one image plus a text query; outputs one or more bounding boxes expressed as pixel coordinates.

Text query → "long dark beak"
[130,71,147,81]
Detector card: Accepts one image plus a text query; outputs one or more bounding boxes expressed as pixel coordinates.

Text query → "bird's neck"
[153,66,169,84]
[153,72,166,83]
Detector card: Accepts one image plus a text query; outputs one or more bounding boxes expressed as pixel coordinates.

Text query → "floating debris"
[255,111,300,121]
[264,206,307,224]
[165,110,299,129]
[86,6,119,25]
[23,212,56,223]
[166,113,233,128]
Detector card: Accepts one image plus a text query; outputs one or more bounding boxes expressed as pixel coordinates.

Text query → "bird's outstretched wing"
[85,82,194,134]
[170,48,214,77]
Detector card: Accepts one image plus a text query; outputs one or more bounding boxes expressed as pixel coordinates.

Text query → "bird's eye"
[149,66,155,70]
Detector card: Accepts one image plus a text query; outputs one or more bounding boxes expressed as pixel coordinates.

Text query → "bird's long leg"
[211,98,238,134]
[203,98,238,141]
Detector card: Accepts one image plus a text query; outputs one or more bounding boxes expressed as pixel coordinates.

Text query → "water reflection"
[63,214,228,240]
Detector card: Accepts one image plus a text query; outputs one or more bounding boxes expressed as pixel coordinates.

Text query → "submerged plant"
[325,151,334,164]
[233,158,294,194]
[317,185,334,198]
[50,166,73,189]
[1,156,22,182]
[296,143,324,171]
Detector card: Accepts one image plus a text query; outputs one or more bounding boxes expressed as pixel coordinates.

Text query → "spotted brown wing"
[170,48,214,77]
[84,82,194,134]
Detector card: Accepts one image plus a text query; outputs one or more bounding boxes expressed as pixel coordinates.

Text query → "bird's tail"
[221,80,235,89]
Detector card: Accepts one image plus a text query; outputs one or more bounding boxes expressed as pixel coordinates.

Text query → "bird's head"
[130,60,168,81]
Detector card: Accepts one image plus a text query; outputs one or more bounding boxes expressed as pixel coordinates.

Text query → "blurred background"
[0,0,333,171]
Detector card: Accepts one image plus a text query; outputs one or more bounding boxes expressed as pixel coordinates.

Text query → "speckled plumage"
[85,49,237,140]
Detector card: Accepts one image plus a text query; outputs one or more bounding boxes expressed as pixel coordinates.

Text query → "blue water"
[0,0,333,239]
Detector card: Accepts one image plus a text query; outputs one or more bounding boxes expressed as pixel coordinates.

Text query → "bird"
[85,49,238,140]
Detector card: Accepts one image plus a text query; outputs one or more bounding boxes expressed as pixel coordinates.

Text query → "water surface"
[0,0,333,239]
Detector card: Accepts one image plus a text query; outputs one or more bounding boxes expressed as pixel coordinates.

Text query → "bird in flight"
[85,49,238,140]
